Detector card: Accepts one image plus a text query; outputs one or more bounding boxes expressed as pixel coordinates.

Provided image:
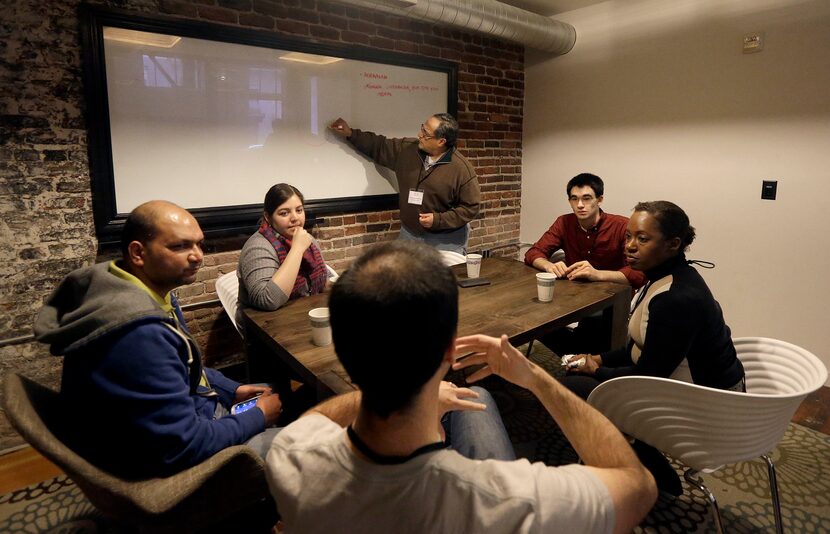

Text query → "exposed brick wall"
[0,0,523,450]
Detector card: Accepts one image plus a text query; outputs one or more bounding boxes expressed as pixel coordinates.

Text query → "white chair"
[516,243,566,265]
[587,337,827,534]
[439,250,466,266]
[215,270,241,334]
[548,249,565,264]
[221,266,339,386]
[217,267,340,335]
[326,264,339,282]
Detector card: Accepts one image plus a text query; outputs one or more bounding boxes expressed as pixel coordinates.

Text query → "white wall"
[521,0,830,380]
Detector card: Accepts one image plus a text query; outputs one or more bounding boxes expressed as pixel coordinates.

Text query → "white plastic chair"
[215,271,241,334]
[217,267,340,335]
[516,243,566,264]
[326,264,339,282]
[548,249,566,264]
[587,337,827,534]
[439,250,466,266]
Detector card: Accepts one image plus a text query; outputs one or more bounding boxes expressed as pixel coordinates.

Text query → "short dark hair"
[432,113,459,148]
[634,200,696,250]
[329,241,458,418]
[566,173,604,198]
[120,206,158,259]
[264,183,304,216]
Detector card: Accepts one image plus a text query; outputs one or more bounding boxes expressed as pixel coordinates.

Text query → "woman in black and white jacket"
[561,200,746,496]
[563,200,744,396]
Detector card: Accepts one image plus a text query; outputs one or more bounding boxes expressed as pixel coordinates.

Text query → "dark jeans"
[559,374,601,400]
[539,314,610,357]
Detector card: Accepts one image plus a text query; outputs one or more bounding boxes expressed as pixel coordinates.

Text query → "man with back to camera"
[34,200,284,478]
[329,113,480,255]
[264,240,657,533]
[525,173,647,353]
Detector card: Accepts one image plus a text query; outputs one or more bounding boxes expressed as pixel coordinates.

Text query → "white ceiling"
[500,0,605,16]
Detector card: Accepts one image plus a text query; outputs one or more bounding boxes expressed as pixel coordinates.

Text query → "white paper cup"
[309,307,332,346]
[466,253,483,279]
[536,273,556,302]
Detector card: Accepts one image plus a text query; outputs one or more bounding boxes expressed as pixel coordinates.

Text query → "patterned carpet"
[2,344,829,533]
[0,476,107,533]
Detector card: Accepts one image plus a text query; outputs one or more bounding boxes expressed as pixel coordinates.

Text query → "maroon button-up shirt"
[524,211,646,288]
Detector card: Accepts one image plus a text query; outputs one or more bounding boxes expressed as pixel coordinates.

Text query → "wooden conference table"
[242,257,631,398]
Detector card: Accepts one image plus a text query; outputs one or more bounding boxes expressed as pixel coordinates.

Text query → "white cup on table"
[536,273,556,302]
[466,253,483,279]
[309,307,332,346]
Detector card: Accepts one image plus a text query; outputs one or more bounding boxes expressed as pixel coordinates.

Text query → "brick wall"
[0,0,524,450]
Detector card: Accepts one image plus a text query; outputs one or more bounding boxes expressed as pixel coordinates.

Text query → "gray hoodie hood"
[34,262,169,355]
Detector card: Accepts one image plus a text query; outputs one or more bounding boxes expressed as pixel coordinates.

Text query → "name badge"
[408,189,424,206]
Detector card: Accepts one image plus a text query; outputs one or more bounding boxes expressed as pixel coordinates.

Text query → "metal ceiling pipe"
[332,0,576,54]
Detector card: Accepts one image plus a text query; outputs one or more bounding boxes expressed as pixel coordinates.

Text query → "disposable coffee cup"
[308,307,332,346]
[536,273,556,302]
[466,254,483,279]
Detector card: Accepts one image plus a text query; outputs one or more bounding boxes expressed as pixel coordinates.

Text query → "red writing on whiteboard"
[364,83,382,89]
[382,84,439,93]
[363,72,388,79]
[377,91,392,97]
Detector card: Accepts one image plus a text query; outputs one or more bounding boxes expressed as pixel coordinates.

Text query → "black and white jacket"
[595,253,745,390]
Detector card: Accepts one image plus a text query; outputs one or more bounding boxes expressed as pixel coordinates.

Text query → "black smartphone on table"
[458,278,491,288]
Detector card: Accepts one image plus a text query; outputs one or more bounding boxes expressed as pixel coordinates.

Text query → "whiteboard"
[102,28,450,212]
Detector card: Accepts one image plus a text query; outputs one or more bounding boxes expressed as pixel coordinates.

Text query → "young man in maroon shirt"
[525,173,645,353]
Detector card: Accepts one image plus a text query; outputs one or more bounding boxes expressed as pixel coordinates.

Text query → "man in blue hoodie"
[34,200,283,478]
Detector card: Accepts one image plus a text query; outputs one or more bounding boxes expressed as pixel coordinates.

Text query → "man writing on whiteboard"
[329,114,480,255]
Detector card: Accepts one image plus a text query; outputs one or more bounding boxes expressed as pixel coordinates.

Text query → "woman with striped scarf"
[238,184,329,321]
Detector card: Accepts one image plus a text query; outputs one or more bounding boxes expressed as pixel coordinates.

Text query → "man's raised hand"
[453,334,538,391]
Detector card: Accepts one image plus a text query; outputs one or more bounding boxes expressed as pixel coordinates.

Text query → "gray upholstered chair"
[2,373,277,533]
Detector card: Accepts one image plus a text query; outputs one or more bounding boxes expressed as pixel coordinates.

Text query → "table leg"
[316,370,355,400]
[246,337,292,399]
[602,287,630,351]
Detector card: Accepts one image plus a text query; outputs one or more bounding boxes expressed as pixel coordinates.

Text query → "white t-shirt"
[265,414,615,534]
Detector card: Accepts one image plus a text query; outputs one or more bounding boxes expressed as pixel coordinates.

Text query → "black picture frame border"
[79,5,458,245]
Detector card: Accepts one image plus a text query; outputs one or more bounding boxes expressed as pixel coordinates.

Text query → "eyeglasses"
[418,124,436,140]
[569,195,596,203]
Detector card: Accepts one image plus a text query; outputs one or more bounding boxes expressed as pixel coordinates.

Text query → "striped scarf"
[258,223,327,299]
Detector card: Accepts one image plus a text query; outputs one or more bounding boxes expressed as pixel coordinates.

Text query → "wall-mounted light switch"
[761,180,777,200]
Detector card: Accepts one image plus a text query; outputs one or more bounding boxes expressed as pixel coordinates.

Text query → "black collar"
[347,425,448,465]
[644,253,687,281]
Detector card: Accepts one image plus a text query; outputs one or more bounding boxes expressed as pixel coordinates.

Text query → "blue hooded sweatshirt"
[34,262,265,478]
